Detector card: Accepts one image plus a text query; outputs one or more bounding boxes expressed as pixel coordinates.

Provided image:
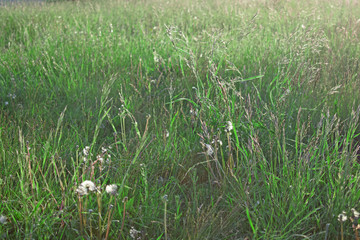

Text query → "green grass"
[1,0,360,239]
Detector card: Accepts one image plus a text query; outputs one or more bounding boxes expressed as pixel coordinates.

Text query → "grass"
[0,0,360,239]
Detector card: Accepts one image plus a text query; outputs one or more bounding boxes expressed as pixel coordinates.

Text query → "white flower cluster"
[225,121,233,133]
[82,146,91,162]
[82,146,112,166]
[8,93,16,100]
[76,180,118,196]
[130,226,141,239]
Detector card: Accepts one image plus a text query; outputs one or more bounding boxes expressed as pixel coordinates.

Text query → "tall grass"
[1,0,360,239]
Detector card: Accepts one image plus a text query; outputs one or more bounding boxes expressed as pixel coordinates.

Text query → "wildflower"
[82,146,91,162]
[105,184,118,196]
[225,121,233,133]
[76,180,98,195]
[153,53,160,63]
[97,155,104,164]
[0,215,7,224]
[83,146,90,156]
[101,147,108,154]
[4,102,8,106]
[352,208,360,218]
[8,93,16,99]
[211,139,223,146]
[82,180,97,191]
[76,185,88,196]
[129,226,141,239]
[106,154,111,164]
[190,109,198,117]
[338,211,348,222]
[153,48,162,64]
[162,194,168,202]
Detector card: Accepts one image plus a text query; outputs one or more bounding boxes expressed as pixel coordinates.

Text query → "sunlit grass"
[1,0,360,239]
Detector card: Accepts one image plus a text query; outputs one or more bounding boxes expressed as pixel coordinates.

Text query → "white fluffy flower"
[76,185,88,196]
[81,180,97,191]
[0,215,7,224]
[76,180,98,195]
[352,208,360,218]
[105,184,118,196]
[225,121,233,133]
[338,211,347,222]
[162,194,168,202]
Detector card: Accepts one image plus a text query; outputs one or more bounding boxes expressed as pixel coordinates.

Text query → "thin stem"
[227,133,234,176]
[26,142,34,196]
[97,193,102,240]
[341,222,343,240]
[105,197,116,240]
[119,197,128,239]
[78,195,84,236]
[89,210,93,239]
[164,200,168,240]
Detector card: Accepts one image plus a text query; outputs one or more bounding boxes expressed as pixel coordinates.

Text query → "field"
[1,0,360,239]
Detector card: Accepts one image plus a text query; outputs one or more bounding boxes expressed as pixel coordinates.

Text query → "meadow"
[1,0,360,239]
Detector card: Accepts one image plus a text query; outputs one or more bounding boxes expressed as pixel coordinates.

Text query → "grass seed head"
[204,143,214,156]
